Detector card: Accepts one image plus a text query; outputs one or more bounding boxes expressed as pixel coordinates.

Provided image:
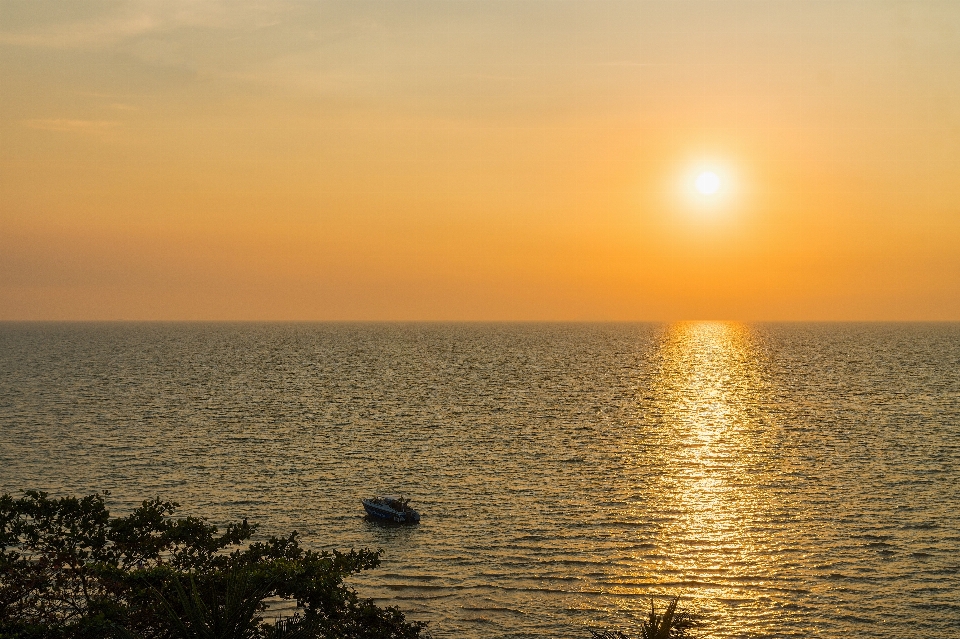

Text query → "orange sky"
[2,1,959,320]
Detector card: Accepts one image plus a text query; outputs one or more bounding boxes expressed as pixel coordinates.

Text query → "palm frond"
[594,595,697,639]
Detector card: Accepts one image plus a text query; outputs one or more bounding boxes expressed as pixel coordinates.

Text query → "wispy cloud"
[0,14,159,49]
[24,119,120,132]
[0,1,289,50]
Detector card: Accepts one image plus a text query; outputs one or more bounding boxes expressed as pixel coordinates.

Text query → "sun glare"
[695,171,721,195]
[663,159,742,219]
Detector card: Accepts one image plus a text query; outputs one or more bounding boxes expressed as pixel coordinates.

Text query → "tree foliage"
[0,491,426,639]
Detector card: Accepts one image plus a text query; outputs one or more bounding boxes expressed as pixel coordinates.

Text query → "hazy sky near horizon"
[2,1,960,320]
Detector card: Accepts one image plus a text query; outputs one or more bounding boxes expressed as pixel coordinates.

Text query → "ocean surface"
[1,322,959,638]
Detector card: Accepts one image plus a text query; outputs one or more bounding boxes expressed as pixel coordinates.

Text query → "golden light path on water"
[627,322,788,637]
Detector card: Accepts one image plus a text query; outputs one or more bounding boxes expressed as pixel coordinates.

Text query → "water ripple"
[1,322,959,638]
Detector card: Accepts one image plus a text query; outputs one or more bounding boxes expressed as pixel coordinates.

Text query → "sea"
[1,322,958,639]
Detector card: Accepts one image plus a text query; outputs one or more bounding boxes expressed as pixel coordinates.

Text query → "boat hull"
[362,498,420,524]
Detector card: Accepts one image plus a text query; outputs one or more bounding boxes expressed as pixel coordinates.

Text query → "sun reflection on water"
[640,322,776,635]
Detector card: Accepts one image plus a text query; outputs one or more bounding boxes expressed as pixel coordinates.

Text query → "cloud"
[0,1,290,50]
[24,119,119,132]
[0,13,158,49]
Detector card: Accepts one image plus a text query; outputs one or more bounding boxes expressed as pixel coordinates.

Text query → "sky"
[2,0,959,321]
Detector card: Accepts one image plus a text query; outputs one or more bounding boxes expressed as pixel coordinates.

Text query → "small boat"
[362,495,421,524]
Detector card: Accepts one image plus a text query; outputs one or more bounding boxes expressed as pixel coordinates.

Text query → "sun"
[664,158,739,216]
[695,171,721,195]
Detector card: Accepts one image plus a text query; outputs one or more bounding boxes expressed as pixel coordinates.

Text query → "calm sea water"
[1,322,959,638]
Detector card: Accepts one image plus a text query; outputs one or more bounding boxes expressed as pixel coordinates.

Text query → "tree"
[0,491,426,639]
